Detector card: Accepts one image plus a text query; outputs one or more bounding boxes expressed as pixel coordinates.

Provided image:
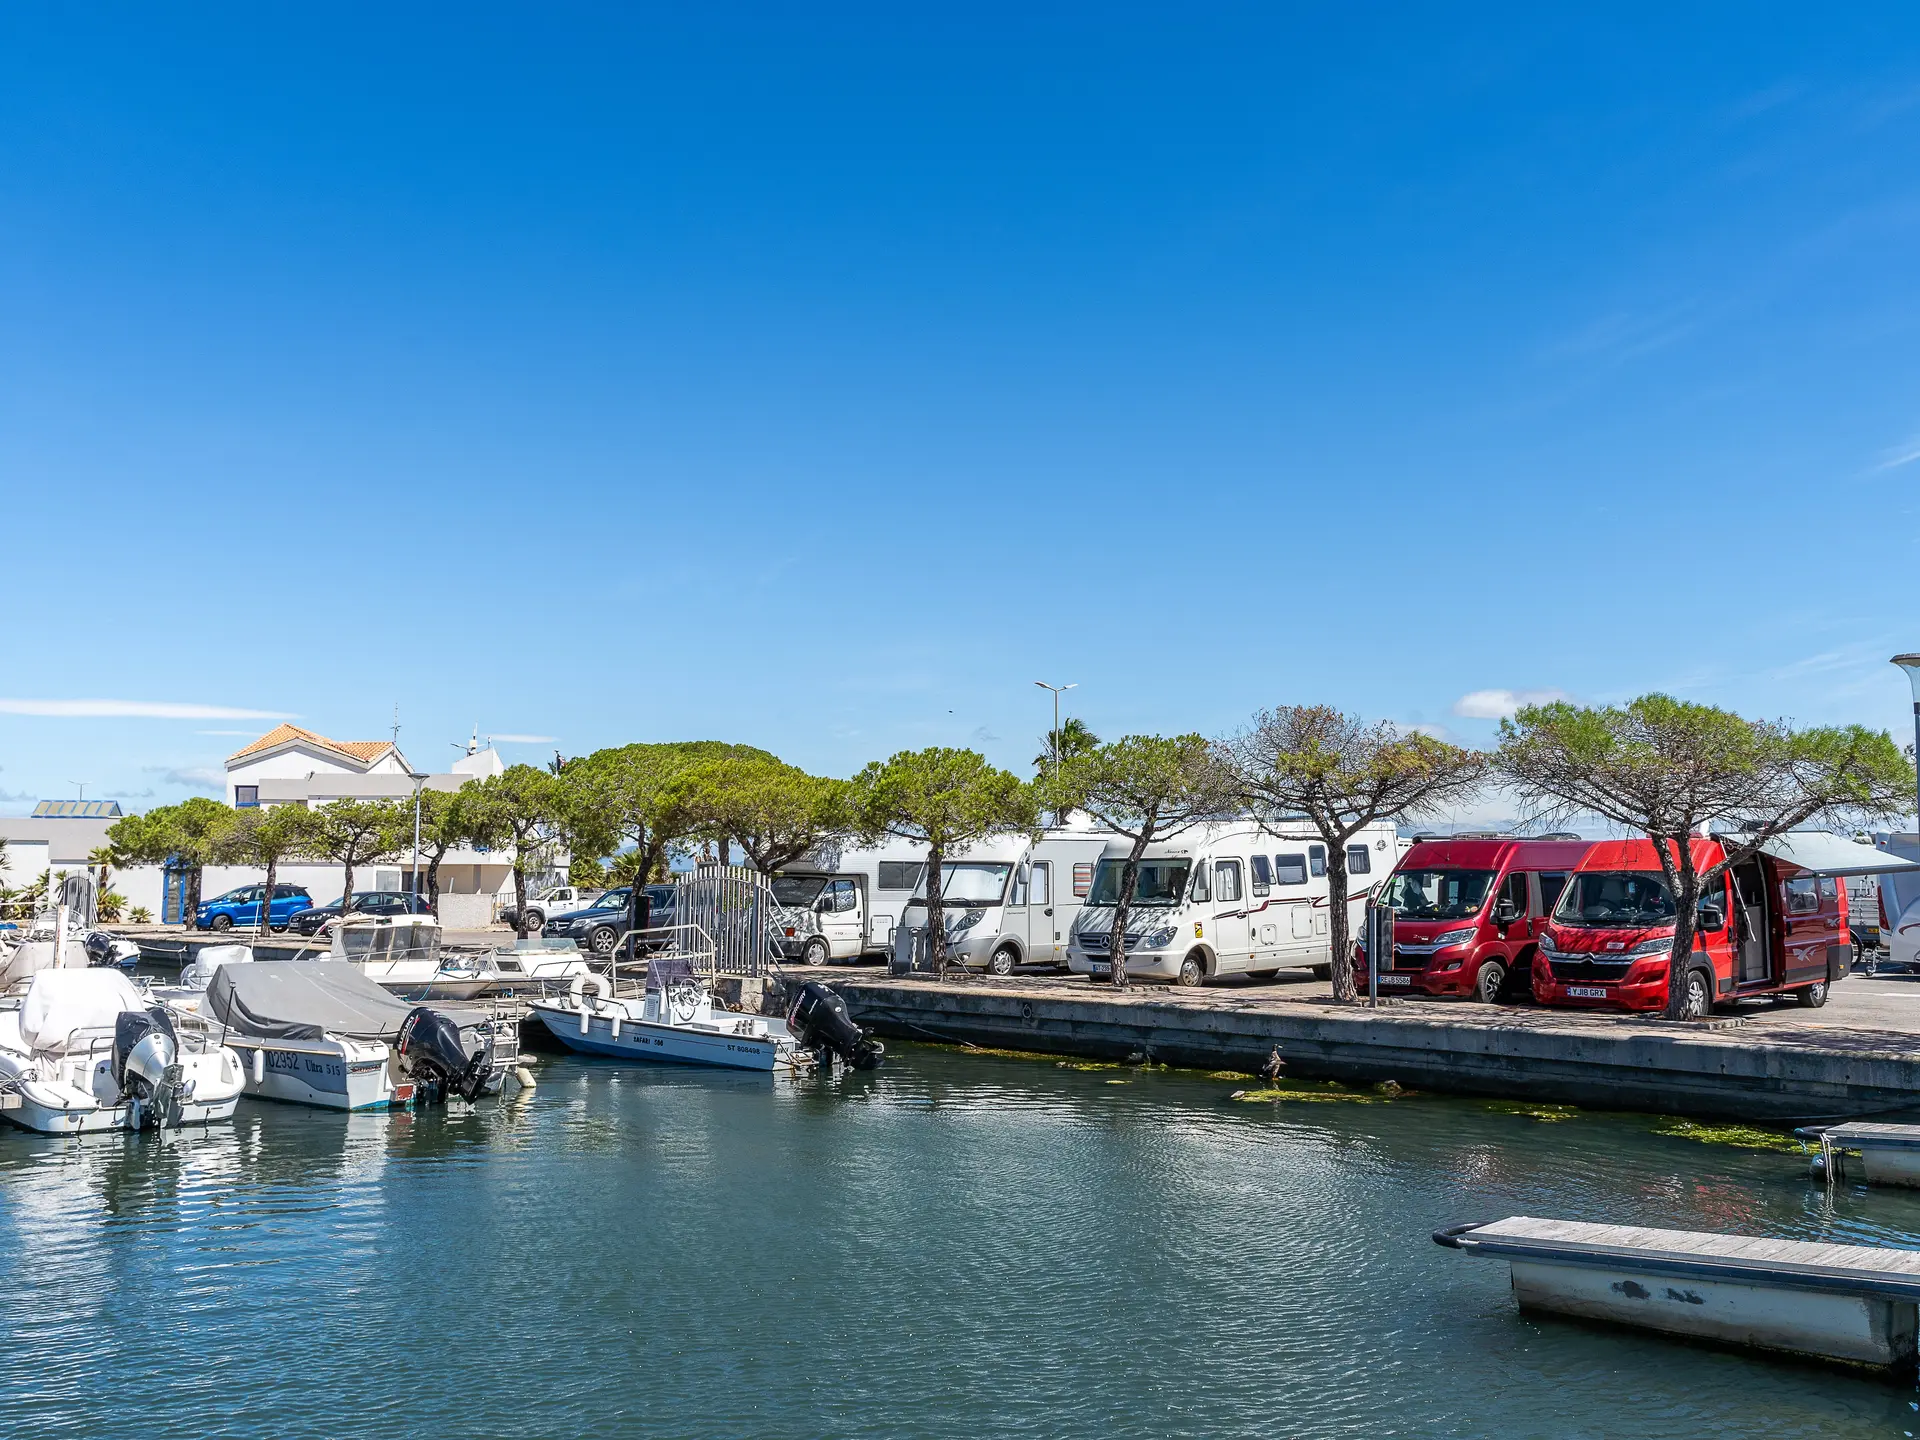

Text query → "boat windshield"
[1554,871,1676,928]
[772,876,828,908]
[1087,860,1192,907]
[907,864,1013,906]
[1382,869,1496,920]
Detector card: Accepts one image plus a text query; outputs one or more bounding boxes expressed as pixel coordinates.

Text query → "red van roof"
[1572,837,1724,873]
[1398,837,1594,871]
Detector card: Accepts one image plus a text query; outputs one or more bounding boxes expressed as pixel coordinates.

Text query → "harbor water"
[2,1043,1917,1438]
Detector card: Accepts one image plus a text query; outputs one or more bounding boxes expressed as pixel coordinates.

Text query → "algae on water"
[1480,1100,1579,1123]
[1650,1118,1802,1154]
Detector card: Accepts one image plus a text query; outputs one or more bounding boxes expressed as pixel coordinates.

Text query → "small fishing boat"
[529,957,802,1071]
[0,969,245,1134]
[330,916,493,1001]
[205,960,518,1110]
[480,939,594,994]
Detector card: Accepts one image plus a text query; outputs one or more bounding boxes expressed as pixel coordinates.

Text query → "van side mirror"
[1493,899,1518,924]
[1697,905,1725,934]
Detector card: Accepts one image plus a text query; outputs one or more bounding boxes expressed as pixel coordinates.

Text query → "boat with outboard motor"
[329,915,495,1000]
[528,960,884,1073]
[204,960,517,1110]
[0,969,246,1134]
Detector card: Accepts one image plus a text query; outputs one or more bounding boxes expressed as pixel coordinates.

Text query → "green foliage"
[313,798,407,870]
[568,854,608,888]
[464,765,579,935]
[563,741,775,877]
[107,796,233,868]
[129,906,153,924]
[1034,717,1101,774]
[214,803,325,870]
[96,888,127,923]
[662,756,850,872]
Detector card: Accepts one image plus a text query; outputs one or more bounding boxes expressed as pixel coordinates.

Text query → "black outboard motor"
[787,982,884,1071]
[84,929,140,969]
[113,1006,183,1126]
[396,1006,493,1103]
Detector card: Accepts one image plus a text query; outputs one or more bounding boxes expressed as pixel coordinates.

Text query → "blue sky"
[2,5,1918,816]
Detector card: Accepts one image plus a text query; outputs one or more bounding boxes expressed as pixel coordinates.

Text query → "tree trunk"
[426,850,445,917]
[185,866,204,926]
[341,860,356,917]
[1108,832,1151,990]
[512,860,529,940]
[261,856,278,937]
[1655,835,1704,1020]
[924,843,945,971]
[1325,842,1356,1003]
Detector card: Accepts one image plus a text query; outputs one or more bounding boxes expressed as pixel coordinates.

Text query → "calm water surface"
[2,1044,1917,1439]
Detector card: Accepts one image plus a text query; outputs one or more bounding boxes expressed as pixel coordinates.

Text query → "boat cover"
[206,961,481,1042]
[182,943,254,990]
[19,968,146,1054]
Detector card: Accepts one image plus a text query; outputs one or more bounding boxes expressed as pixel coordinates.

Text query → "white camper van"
[1065,819,1401,986]
[889,827,1116,975]
[772,839,933,966]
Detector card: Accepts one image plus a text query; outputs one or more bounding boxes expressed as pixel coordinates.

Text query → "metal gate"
[671,864,789,977]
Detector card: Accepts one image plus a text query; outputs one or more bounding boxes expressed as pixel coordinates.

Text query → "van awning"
[1758,832,1920,878]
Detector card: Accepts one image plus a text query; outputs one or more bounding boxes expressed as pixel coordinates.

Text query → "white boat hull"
[529,999,791,1072]
[226,1037,397,1111]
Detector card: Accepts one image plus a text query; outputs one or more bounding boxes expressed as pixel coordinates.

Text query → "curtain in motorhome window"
[1072,862,1094,898]
[1250,855,1272,895]
[1346,845,1371,875]
[1275,853,1308,886]
[1309,846,1326,878]
[1214,860,1243,903]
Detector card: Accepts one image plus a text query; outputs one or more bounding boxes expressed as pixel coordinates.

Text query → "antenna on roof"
[390,702,401,749]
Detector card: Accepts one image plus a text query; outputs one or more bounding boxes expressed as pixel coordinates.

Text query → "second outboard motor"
[396,1006,493,1103]
[113,1007,183,1127]
[84,930,141,969]
[787,982,884,1071]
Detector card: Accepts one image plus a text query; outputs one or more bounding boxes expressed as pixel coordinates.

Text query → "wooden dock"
[1798,1122,1920,1188]
[1436,1216,1920,1370]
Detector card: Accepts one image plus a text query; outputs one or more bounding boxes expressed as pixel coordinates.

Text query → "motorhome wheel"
[587,925,618,955]
[1796,981,1829,1008]
[1310,964,1330,981]
[802,937,830,967]
[1474,960,1506,1005]
[1681,968,1713,1020]
[988,945,1017,977]
[1176,953,1206,987]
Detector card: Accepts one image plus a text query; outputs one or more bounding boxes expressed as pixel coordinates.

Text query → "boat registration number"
[1566,985,1608,999]
[1375,974,1410,987]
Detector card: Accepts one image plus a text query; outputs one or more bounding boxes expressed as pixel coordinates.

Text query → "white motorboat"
[479,939,593,994]
[0,969,245,1134]
[330,916,493,1001]
[204,960,518,1110]
[529,957,805,1072]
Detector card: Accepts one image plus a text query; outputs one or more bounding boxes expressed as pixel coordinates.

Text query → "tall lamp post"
[407,771,426,912]
[1894,655,1920,832]
[1034,681,1077,823]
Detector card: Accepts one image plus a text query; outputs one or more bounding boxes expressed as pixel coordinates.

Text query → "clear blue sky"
[2,5,1917,815]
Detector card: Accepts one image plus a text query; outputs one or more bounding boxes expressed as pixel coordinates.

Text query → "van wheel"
[524,912,545,935]
[1310,964,1331,981]
[1474,960,1507,1005]
[587,925,618,956]
[988,946,1018,977]
[802,937,830,967]
[210,914,233,932]
[1680,968,1713,1020]
[1176,952,1206,987]
[1796,981,1829,1009]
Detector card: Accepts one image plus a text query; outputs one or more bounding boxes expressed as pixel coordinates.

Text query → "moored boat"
[330,916,493,1000]
[529,958,800,1072]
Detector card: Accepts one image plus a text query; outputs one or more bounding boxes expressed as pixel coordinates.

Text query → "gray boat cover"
[205,961,482,1042]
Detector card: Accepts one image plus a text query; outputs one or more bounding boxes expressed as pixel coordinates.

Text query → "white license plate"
[1566,985,1608,999]
[1376,974,1411,987]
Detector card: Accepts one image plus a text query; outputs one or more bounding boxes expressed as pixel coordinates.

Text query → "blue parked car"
[195,883,313,932]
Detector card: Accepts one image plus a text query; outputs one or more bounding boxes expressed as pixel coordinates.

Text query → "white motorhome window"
[1214,860,1243,903]
[1190,865,1211,902]
[772,876,829,908]
[1010,868,1029,906]
[1309,846,1327,878]
[877,862,926,892]
[1346,845,1372,875]
[1249,855,1272,895]
[1088,861,1191,906]
[909,863,1013,905]
[1031,863,1051,906]
[1274,853,1308,886]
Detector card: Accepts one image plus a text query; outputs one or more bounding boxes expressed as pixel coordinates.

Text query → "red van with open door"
[1371,836,1595,1002]
[1532,836,1853,1017]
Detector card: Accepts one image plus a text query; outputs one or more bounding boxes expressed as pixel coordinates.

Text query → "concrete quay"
[817,971,1920,1124]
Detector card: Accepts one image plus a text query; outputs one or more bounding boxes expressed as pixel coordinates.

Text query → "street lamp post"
[1034,680,1077,822]
[407,771,426,912]
[1894,655,1920,832]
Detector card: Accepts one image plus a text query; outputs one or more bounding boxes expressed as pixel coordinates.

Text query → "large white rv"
[1065,819,1401,986]
[888,827,1117,974]
[772,838,934,965]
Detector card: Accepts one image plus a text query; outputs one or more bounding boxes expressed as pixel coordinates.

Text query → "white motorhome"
[772,838,935,966]
[888,826,1117,974]
[1065,819,1401,986]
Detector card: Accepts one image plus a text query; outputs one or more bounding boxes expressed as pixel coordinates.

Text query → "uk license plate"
[1566,985,1607,999]
[1376,974,1410,987]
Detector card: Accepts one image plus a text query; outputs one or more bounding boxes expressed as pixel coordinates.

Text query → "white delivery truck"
[1065,818,1401,986]
[772,838,935,966]
[887,826,1117,975]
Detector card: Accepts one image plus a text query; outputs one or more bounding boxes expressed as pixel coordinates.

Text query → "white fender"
[251,1048,265,1085]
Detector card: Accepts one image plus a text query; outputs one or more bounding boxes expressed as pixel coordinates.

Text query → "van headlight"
[1538,933,1561,956]
[1434,927,1476,949]
[1143,927,1177,951]
[952,909,985,932]
[1628,935,1676,957]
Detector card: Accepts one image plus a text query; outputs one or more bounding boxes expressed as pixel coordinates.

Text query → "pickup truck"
[498,886,604,934]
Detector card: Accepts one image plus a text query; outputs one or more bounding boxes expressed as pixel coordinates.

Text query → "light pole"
[1894,655,1920,832]
[1034,681,1077,822]
[407,770,426,912]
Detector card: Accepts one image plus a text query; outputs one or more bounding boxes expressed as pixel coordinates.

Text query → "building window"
[234,785,259,808]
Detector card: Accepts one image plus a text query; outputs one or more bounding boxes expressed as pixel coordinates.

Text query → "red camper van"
[1532,836,1852,1017]
[1371,836,1595,1002]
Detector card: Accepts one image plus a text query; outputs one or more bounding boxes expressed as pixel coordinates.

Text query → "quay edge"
[818,975,1920,1124]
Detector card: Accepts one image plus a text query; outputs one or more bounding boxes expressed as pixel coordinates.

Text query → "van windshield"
[1555,872,1676,928]
[907,864,1013,906]
[1382,869,1495,920]
[772,876,828,908]
[1087,860,1193,907]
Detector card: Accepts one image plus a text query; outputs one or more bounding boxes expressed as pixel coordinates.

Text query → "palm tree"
[1036,718,1101,824]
